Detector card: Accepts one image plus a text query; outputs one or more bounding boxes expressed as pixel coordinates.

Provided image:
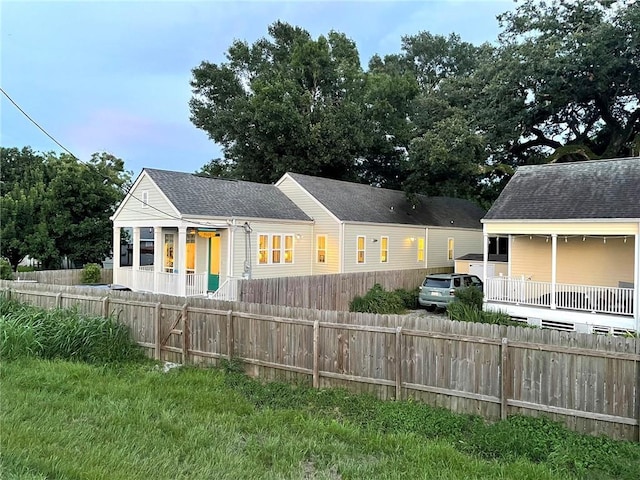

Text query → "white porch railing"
[486,276,635,316]
[186,273,207,297]
[115,267,207,297]
[208,277,242,301]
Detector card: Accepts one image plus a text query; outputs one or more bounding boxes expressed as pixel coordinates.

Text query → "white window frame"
[316,235,327,264]
[447,237,455,261]
[417,237,425,263]
[141,190,149,208]
[356,236,366,264]
[380,236,389,263]
[258,233,295,265]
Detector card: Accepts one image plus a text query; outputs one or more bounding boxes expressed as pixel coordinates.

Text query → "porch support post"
[483,232,489,283]
[112,226,121,285]
[178,226,187,297]
[132,227,141,290]
[634,227,640,332]
[551,234,557,310]
[507,235,512,277]
[154,227,163,293]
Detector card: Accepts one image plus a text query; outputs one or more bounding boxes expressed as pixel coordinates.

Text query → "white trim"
[635,225,640,331]
[275,173,342,223]
[111,170,182,221]
[551,234,557,309]
[339,222,345,273]
[316,234,327,264]
[256,233,295,265]
[482,218,640,224]
[380,236,389,263]
[447,237,455,261]
[184,214,313,225]
[356,235,366,264]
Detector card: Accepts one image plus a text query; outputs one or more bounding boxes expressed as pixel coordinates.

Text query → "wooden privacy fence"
[14,268,113,286]
[239,267,453,310]
[2,280,639,442]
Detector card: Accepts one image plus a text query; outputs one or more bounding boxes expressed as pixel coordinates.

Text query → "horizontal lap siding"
[277,177,341,274]
[115,176,178,222]
[342,224,426,273]
[427,228,483,269]
[511,236,635,287]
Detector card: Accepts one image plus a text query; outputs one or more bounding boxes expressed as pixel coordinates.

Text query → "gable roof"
[143,169,311,221]
[286,172,485,229]
[484,157,640,221]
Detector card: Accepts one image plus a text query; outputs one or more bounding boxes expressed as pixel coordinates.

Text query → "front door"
[208,235,221,291]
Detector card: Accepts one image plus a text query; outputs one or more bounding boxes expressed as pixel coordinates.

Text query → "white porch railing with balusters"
[485,276,635,316]
[115,267,207,297]
[208,277,242,301]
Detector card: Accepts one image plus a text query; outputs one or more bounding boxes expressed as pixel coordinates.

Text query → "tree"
[190,21,415,186]
[475,0,640,164]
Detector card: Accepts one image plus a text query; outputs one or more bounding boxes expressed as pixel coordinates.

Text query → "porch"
[117,266,208,297]
[485,276,636,333]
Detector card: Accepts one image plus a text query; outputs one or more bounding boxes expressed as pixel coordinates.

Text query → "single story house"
[111,169,485,298]
[482,157,640,334]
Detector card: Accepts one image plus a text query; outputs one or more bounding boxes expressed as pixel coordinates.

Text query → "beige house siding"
[277,176,340,274]
[341,223,427,273]
[115,175,178,223]
[511,236,635,287]
[427,228,483,269]
[228,220,314,280]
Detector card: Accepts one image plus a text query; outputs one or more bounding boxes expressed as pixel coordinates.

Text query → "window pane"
[317,235,326,263]
[284,235,293,263]
[258,235,268,264]
[272,235,281,263]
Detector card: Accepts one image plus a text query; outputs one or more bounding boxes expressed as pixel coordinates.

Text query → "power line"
[0,86,218,228]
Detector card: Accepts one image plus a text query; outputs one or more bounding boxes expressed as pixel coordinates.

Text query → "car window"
[453,277,461,287]
[463,277,473,287]
[469,276,483,286]
[424,278,450,289]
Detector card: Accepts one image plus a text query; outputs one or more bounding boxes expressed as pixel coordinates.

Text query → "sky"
[1,0,516,178]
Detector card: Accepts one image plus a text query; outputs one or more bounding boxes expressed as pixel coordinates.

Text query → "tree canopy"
[190,0,638,207]
[0,148,130,270]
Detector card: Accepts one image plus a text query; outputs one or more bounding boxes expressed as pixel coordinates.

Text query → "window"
[317,235,327,263]
[141,190,149,208]
[284,235,293,263]
[447,238,455,261]
[272,235,282,263]
[357,236,365,264]
[380,236,388,263]
[258,234,295,264]
[488,237,509,255]
[417,237,425,262]
[258,235,268,264]
[164,234,174,272]
[186,232,196,272]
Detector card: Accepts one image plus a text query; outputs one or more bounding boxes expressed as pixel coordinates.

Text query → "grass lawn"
[0,359,575,480]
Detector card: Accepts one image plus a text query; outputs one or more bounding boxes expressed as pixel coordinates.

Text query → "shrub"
[0,296,144,363]
[394,287,418,309]
[0,258,14,280]
[17,265,36,272]
[453,286,483,309]
[448,294,526,328]
[349,284,406,314]
[81,263,101,284]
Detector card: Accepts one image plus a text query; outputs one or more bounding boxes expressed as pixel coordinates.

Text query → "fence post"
[395,326,403,401]
[102,296,110,318]
[154,302,162,361]
[313,320,320,388]
[226,309,234,360]
[56,293,62,309]
[501,337,509,420]
[181,304,189,365]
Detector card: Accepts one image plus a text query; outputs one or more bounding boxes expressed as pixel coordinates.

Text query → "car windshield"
[424,278,450,289]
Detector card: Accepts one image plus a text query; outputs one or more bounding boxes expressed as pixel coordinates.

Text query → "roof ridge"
[518,156,640,170]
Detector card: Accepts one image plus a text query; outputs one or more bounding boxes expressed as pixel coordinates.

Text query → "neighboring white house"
[111,168,485,298]
[482,157,640,334]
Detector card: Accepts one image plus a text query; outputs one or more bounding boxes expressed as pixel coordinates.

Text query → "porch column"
[635,228,640,332]
[132,227,141,291]
[153,227,163,293]
[551,234,557,310]
[482,233,489,283]
[177,226,187,297]
[507,235,513,277]
[112,226,121,284]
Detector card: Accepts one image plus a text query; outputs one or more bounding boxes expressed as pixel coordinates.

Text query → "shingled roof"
[484,157,640,220]
[144,169,311,221]
[287,172,485,229]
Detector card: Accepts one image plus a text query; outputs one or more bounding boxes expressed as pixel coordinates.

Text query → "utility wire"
[1,86,219,228]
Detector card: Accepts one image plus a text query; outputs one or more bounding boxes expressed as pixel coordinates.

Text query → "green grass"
[2,359,640,480]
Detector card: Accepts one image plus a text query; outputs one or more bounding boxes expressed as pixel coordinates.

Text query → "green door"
[208,235,220,291]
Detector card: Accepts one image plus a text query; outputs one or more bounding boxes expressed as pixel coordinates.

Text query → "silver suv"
[418,273,483,310]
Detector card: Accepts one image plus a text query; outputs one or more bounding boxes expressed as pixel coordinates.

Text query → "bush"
[17,265,36,272]
[447,300,526,327]
[349,284,407,314]
[0,258,14,280]
[0,296,144,363]
[394,287,418,309]
[453,286,483,309]
[81,263,102,284]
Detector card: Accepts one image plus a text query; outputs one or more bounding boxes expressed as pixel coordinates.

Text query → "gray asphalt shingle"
[287,172,485,228]
[484,157,640,220]
[144,169,311,221]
